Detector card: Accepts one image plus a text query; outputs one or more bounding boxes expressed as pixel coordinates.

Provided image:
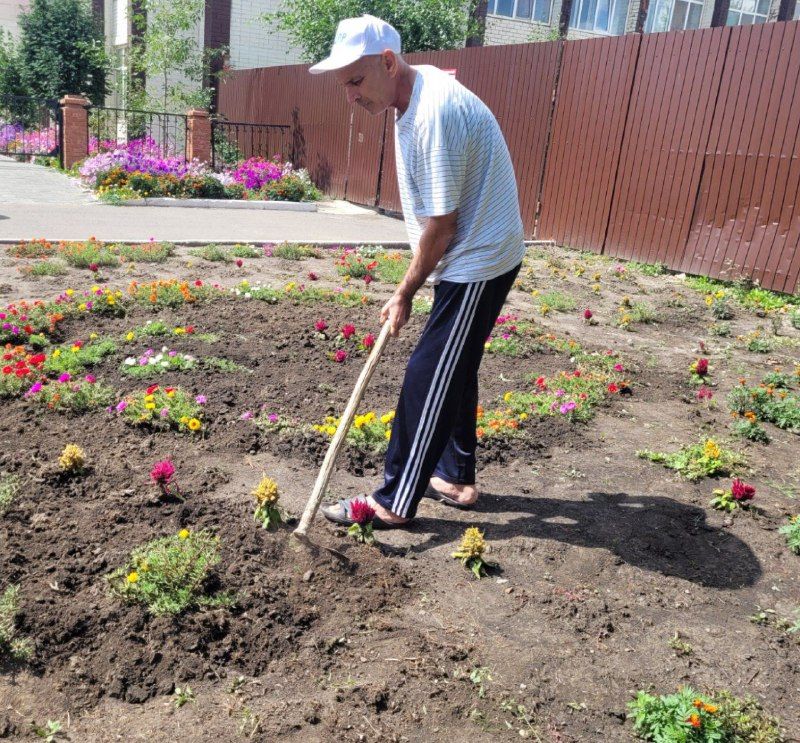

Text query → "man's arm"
[381,210,458,336]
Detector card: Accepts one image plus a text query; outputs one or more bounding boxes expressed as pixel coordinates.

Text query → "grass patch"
[203,356,250,373]
[0,585,33,661]
[269,242,321,260]
[106,529,234,615]
[537,289,576,313]
[188,244,231,262]
[21,259,69,277]
[637,438,746,480]
[229,243,261,258]
[0,474,19,515]
[117,241,175,263]
[626,260,668,276]
[686,275,799,312]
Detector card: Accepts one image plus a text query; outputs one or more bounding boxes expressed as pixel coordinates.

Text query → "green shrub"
[229,243,261,258]
[117,241,175,263]
[42,339,117,375]
[779,516,800,555]
[106,529,233,615]
[23,259,68,277]
[0,474,19,515]
[270,242,320,260]
[637,438,746,481]
[189,244,230,262]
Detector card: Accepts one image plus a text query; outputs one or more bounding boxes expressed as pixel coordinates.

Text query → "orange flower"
[476,427,485,438]
[703,703,718,714]
[687,713,701,728]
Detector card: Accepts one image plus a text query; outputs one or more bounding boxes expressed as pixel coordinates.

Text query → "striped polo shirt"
[394,64,525,284]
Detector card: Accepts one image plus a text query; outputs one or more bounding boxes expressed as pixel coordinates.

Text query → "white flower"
[124,357,135,365]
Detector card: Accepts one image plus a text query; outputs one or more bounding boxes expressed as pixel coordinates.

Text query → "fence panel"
[0,95,60,159]
[684,21,800,293]
[211,120,290,170]
[538,35,640,251]
[87,107,188,159]
[605,26,729,266]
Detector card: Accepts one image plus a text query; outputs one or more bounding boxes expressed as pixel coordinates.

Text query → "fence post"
[59,95,90,169]
[186,109,211,163]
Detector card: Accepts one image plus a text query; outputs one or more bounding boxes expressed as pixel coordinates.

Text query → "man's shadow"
[406,490,761,589]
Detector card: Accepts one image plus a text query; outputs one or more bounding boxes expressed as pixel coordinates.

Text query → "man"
[311,15,525,528]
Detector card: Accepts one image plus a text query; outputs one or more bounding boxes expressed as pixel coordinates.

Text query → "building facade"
[0,0,29,39]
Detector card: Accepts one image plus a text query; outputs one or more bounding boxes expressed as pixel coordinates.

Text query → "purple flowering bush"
[0,123,58,154]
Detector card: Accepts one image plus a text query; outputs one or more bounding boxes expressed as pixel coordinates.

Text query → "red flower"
[696,386,714,401]
[1,366,11,375]
[583,308,593,320]
[686,713,702,729]
[695,358,709,376]
[731,478,755,501]
[573,370,581,377]
[185,325,195,334]
[341,324,356,340]
[366,261,378,271]
[307,271,319,281]
[333,349,347,363]
[194,280,203,287]
[150,459,175,488]
[23,324,33,334]
[364,274,373,285]
[535,376,546,388]
[362,333,375,350]
[235,259,243,268]
[607,383,619,393]
[314,319,328,332]
[88,263,99,272]
[146,384,159,395]
[349,498,376,525]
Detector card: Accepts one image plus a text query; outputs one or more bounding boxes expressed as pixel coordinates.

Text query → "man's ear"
[383,50,398,77]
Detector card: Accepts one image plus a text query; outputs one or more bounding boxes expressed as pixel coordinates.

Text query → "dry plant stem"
[293,321,392,539]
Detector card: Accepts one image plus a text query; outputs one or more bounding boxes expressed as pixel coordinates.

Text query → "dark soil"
[1,244,799,742]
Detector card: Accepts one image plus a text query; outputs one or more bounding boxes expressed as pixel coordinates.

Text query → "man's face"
[335,53,395,116]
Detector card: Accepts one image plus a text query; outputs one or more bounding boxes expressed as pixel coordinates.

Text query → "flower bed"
[77,138,320,203]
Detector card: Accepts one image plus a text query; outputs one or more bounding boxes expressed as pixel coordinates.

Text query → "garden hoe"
[291,321,392,559]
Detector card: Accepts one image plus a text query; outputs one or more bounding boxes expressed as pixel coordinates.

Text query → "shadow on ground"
[399,490,761,590]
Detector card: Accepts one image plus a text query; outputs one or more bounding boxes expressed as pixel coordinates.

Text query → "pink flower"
[308,272,319,281]
[24,381,43,397]
[334,349,347,363]
[58,372,71,383]
[115,400,128,412]
[150,459,175,487]
[314,319,328,332]
[607,383,619,393]
[84,374,96,383]
[341,324,356,340]
[362,333,375,350]
[235,259,243,268]
[613,363,624,372]
[694,358,709,376]
[364,274,373,285]
[88,263,99,272]
[731,478,755,501]
[696,386,714,401]
[559,401,577,414]
[583,308,593,320]
[240,410,254,420]
[195,395,207,404]
[349,498,376,525]
[267,413,279,423]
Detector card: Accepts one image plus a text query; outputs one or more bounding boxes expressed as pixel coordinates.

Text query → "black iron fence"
[0,95,60,160]
[87,106,188,159]
[211,119,290,170]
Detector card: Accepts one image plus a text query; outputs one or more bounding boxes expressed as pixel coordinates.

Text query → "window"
[487,0,553,23]
[569,0,629,34]
[645,0,703,32]
[727,0,769,25]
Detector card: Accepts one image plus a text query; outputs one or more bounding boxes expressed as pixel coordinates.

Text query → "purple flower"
[58,373,71,383]
[195,395,207,404]
[268,413,279,423]
[240,410,254,420]
[24,381,43,397]
[160,407,170,417]
[555,389,565,398]
[559,401,577,414]
[115,400,128,413]
[84,374,96,383]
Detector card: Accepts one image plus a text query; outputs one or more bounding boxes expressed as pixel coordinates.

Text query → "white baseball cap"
[309,15,401,74]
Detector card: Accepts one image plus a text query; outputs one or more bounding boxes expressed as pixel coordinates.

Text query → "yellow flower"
[180,416,189,424]
[173,327,185,335]
[380,412,395,424]
[531,289,539,297]
[705,295,714,306]
[187,418,201,431]
[126,332,135,341]
[52,349,61,358]
[325,425,336,435]
[145,402,156,410]
[58,443,86,472]
[385,429,391,440]
[715,290,725,299]
[144,394,154,402]
[252,476,279,506]
[178,529,190,540]
[138,560,149,572]
[127,571,139,583]
[90,332,98,340]
[78,303,87,311]
[166,390,175,397]
[106,296,115,305]
[519,413,528,420]
[455,527,486,558]
[91,285,99,293]
[71,345,80,353]
[703,439,721,460]
[65,288,74,297]
[503,391,513,402]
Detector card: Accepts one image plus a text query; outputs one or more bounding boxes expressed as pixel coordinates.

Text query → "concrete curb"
[115,198,317,211]
[0,239,554,249]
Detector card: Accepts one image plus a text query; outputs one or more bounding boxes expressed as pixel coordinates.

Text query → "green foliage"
[709,322,731,337]
[229,243,261,259]
[0,474,19,515]
[628,687,725,742]
[107,529,234,615]
[711,297,734,320]
[637,439,746,481]
[189,244,231,262]
[17,0,108,103]
[731,418,770,444]
[374,250,410,284]
[537,289,576,312]
[727,383,800,433]
[0,585,33,662]
[31,378,116,412]
[265,0,479,64]
[411,296,433,315]
[260,171,321,201]
[270,242,321,260]
[59,240,119,268]
[627,260,668,276]
[779,516,800,555]
[790,307,800,330]
[43,339,116,374]
[117,241,175,263]
[119,386,203,433]
[22,260,69,278]
[203,356,249,373]
[0,30,30,101]
[712,691,785,742]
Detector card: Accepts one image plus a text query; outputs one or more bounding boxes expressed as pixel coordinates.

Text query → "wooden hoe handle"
[293,321,393,537]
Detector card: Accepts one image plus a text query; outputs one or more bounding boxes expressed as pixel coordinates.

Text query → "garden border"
[114,198,317,211]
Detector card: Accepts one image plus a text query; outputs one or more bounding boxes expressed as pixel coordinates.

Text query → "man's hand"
[381,292,412,337]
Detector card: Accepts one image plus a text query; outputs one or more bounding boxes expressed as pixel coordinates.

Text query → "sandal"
[320,497,410,530]
[422,482,477,510]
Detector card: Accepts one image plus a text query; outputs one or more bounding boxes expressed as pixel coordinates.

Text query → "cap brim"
[309,49,363,74]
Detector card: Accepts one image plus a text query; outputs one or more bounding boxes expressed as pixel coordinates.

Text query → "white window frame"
[645,0,704,32]
[727,0,769,25]
[487,0,554,25]
[569,0,629,34]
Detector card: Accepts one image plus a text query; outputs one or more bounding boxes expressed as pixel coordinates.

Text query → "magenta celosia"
[314,319,328,332]
[341,324,356,340]
[150,459,175,487]
[349,498,376,525]
[731,478,755,501]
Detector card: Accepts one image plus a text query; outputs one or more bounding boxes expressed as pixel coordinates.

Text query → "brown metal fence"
[217,21,800,294]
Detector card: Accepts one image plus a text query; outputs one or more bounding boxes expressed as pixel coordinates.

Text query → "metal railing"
[0,95,60,159]
[211,119,290,170]
[87,106,188,159]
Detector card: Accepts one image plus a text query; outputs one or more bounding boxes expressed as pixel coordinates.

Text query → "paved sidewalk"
[0,157,408,244]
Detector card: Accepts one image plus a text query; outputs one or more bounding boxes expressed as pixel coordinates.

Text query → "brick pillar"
[186,109,211,164]
[59,95,90,169]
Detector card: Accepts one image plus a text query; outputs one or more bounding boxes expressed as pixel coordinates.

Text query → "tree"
[265,0,480,64]
[130,0,224,113]
[17,0,109,104]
